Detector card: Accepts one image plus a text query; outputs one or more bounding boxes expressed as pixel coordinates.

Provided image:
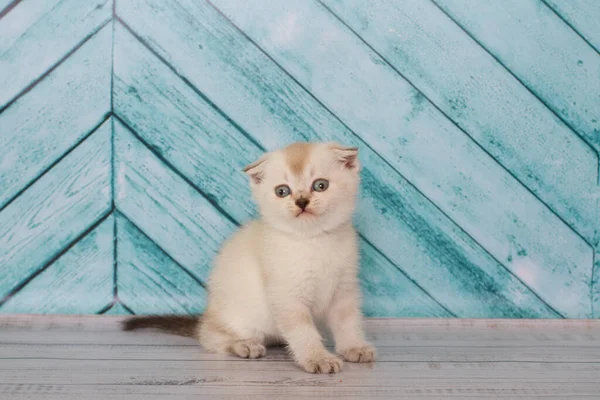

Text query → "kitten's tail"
[121,315,201,338]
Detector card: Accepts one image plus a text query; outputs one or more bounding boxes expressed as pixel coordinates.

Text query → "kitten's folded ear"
[243,154,269,184]
[329,143,360,172]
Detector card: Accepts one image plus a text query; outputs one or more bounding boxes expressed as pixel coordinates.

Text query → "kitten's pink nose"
[295,198,310,210]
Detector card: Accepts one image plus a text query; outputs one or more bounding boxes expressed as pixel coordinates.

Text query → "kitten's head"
[244,142,360,236]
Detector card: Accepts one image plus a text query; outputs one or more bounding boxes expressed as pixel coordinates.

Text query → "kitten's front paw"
[302,353,343,374]
[341,344,376,363]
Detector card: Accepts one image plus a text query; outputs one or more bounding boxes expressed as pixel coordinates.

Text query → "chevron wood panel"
[544,0,600,53]
[0,0,111,109]
[0,23,111,208]
[1,215,114,314]
[0,0,597,318]
[116,214,208,315]
[117,0,563,318]
[322,0,597,244]
[209,0,593,316]
[434,0,600,155]
[0,120,112,298]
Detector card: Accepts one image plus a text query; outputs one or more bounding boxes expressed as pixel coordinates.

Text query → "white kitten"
[124,142,375,373]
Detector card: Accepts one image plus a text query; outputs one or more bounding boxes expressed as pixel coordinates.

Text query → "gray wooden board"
[0,316,599,399]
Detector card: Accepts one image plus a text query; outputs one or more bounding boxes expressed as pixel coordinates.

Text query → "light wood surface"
[1,315,599,399]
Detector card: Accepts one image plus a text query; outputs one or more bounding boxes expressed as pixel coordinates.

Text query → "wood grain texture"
[102,302,133,315]
[544,0,600,53]
[3,384,600,400]
[4,341,600,363]
[2,316,599,344]
[594,254,600,318]
[0,121,112,299]
[0,316,599,399]
[116,0,563,318]
[113,23,261,224]
[0,215,113,314]
[321,0,597,244]
[0,23,111,209]
[114,119,235,284]
[0,0,112,108]
[117,214,207,315]
[359,239,452,318]
[209,0,593,317]
[433,0,600,157]
[3,358,600,385]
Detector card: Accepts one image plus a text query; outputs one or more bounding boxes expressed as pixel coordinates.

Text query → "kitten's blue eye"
[275,185,291,198]
[312,179,329,192]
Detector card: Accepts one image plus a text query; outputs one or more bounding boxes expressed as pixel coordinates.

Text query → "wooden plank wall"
[0,0,598,318]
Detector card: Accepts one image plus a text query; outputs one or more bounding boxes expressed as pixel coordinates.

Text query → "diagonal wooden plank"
[359,239,452,318]
[116,214,207,315]
[113,25,454,318]
[117,0,562,318]
[0,0,61,53]
[0,23,112,210]
[0,119,112,299]
[433,0,600,156]
[114,118,236,283]
[0,215,114,314]
[208,0,593,317]
[543,0,600,55]
[0,0,112,109]
[0,0,17,17]
[113,23,261,224]
[320,0,597,245]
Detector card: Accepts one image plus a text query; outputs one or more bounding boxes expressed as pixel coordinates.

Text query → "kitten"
[123,142,375,373]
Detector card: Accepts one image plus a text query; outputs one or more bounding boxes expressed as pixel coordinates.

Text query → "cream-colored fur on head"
[244,142,361,237]
[124,141,375,374]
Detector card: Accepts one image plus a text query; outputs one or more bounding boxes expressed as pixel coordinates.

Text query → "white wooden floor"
[1,316,599,399]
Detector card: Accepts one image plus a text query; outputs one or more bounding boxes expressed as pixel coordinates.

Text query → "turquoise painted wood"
[210,0,592,317]
[321,0,597,245]
[0,0,111,109]
[117,0,562,318]
[433,0,600,162]
[544,0,600,53]
[0,119,112,298]
[1,215,114,314]
[0,0,598,318]
[0,23,111,209]
[116,214,207,315]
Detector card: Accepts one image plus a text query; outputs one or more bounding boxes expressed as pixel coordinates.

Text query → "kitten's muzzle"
[295,198,310,210]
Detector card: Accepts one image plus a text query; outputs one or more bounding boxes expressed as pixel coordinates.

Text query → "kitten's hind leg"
[228,339,266,359]
[199,314,266,359]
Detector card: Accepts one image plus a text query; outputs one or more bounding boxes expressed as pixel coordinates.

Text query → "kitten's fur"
[123,142,375,373]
